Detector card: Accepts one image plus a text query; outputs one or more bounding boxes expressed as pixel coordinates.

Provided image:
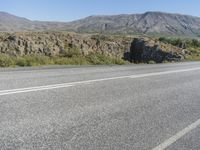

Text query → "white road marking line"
[0,75,131,96]
[1,67,200,96]
[152,118,200,150]
[129,67,200,78]
[0,84,74,96]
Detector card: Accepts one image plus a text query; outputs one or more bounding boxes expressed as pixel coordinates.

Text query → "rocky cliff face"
[0,32,187,63]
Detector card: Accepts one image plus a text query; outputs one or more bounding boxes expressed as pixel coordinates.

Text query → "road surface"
[0,62,200,150]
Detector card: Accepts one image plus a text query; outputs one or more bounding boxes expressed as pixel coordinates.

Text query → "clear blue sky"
[1,0,200,22]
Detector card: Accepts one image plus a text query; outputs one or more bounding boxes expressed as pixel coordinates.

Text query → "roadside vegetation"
[0,52,127,67]
[158,37,200,61]
[1,33,200,68]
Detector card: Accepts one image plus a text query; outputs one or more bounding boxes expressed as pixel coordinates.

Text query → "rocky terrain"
[0,32,131,58]
[1,11,200,36]
[0,32,189,66]
[130,37,186,63]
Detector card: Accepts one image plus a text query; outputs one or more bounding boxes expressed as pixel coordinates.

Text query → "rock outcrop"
[0,32,132,58]
[130,37,186,63]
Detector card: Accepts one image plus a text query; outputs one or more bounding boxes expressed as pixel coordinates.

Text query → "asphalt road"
[0,62,200,150]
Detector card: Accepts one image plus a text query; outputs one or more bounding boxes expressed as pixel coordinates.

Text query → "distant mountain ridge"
[1,11,200,36]
[68,12,200,36]
[0,11,68,31]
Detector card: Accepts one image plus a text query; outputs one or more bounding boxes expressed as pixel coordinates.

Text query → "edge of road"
[0,61,198,73]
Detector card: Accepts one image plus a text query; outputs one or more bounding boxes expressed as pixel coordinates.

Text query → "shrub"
[85,52,126,65]
[148,60,156,64]
[0,54,15,67]
[163,60,170,63]
[16,57,30,66]
[185,55,200,61]
[16,55,53,66]
[91,34,109,41]
[67,49,81,57]
[62,47,82,58]
[159,37,183,46]
[111,57,127,65]
[86,53,110,64]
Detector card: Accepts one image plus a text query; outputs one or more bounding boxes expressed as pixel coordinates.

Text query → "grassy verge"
[185,55,200,61]
[0,53,128,67]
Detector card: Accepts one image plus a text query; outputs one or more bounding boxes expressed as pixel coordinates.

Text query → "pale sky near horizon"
[0,0,199,22]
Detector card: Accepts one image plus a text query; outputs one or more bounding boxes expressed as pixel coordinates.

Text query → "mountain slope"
[0,12,32,31]
[1,11,200,36]
[67,12,200,36]
[0,11,68,31]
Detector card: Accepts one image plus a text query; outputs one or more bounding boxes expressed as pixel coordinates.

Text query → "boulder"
[130,37,185,63]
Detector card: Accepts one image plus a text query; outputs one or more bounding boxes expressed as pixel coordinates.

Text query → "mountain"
[67,12,200,36]
[1,11,200,36]
[0,11,68,31]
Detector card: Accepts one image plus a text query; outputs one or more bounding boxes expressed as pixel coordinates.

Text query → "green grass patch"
[0,54,15,67]
[185,55,200,61]
[0,53,127,67]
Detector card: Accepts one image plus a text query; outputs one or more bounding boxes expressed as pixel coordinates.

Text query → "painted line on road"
[1,67,200,96]
[129,67,200,78]
[0,75,131,96]
[152,118,200,150]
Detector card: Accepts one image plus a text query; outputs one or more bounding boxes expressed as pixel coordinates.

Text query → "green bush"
[111,57,127,65]
[65,48,81,57]
[86,52,126,65]
[16,57,30,66]
[187,39,200,48]
[0,54,15,67]
[185,55,200,61]
[16,55,53,66]
[159,37,183,46]
[163,60,170,63]
[86,53,110,64]
[148,60,156,64]
[91,34,110,41]
[62,47,82,58]
[188,47,200,54]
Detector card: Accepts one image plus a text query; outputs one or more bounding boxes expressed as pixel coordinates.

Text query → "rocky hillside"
[68,12,200,36]
[1,11,200,36]
[0,32,189,65]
